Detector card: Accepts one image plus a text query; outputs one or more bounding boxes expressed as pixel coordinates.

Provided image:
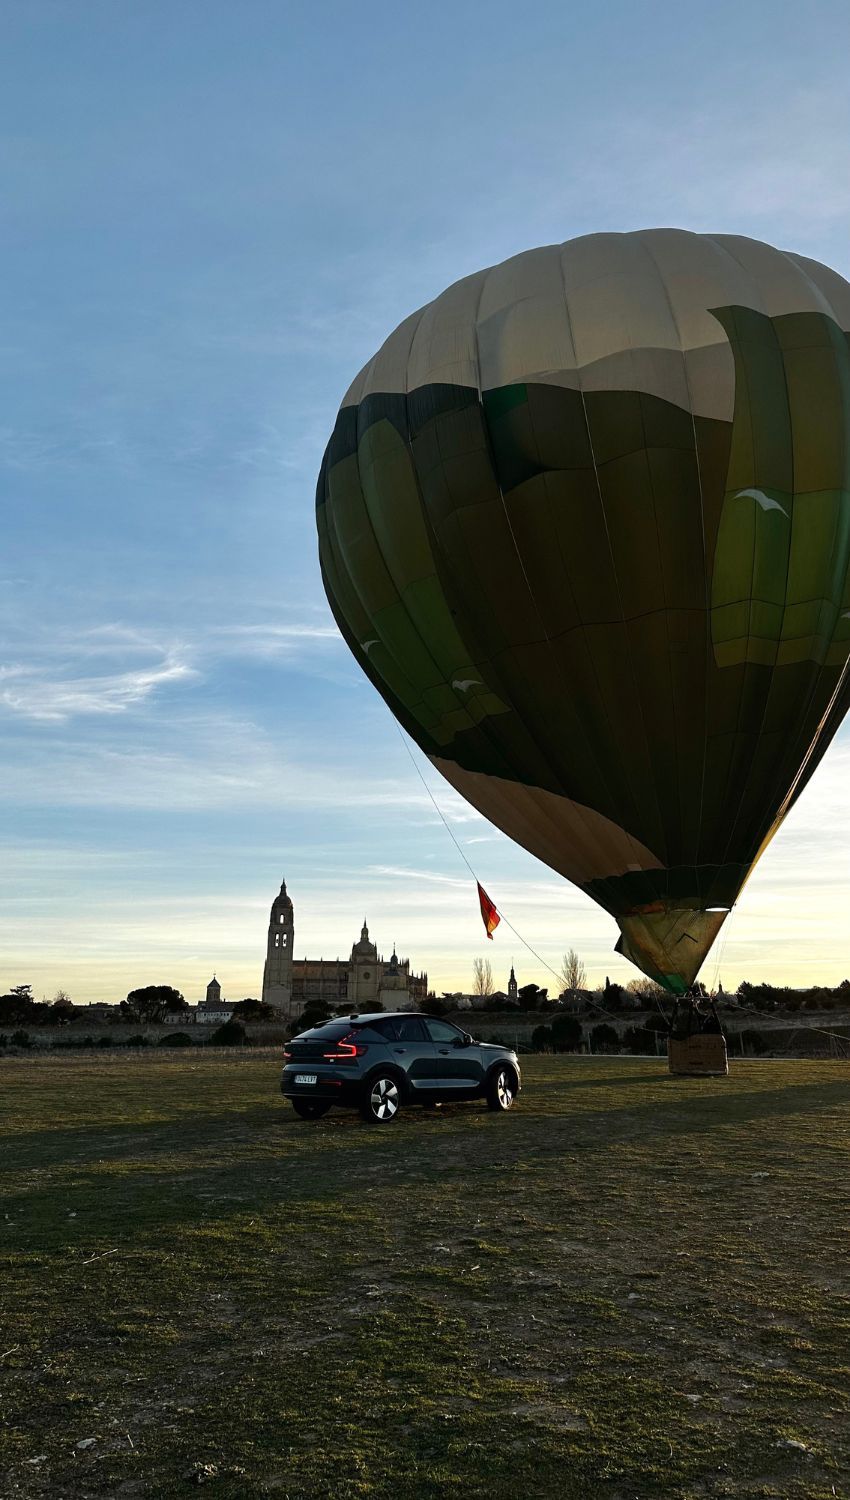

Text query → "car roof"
[347,1010,431,1022]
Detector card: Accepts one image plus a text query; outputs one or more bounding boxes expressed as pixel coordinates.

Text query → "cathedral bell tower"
[262,879,294,1014]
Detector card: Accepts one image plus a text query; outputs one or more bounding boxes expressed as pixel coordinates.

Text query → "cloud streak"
[0,651,194,722]
[0,612,348,723]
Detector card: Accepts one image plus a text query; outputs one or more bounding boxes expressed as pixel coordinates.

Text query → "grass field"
[1,1054,848,1499]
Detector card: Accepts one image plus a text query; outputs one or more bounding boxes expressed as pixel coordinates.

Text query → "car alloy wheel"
[366,1075,400,1123]
[487,1066,516,1111]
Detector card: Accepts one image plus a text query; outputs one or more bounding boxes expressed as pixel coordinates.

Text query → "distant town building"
[194,975,235,1026]
[466,965,519,1011]
[260,879,427,1018]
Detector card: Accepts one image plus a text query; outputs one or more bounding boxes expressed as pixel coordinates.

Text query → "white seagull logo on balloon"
[734,487,789,516]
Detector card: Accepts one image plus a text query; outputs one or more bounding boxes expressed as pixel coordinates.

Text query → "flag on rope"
[477,882,500,940]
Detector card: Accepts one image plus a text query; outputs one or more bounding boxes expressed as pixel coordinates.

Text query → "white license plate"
[294,1073,317,1085]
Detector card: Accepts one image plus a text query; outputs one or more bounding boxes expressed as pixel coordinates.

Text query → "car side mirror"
[454,1033,471,1047]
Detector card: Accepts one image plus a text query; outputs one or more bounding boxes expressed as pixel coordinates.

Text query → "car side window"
[368,1017,399,1041]
[425,1019,462,1044]
[395,1016,428,1042]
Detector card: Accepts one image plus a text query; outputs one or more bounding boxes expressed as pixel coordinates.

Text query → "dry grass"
[1,1053,848,1498]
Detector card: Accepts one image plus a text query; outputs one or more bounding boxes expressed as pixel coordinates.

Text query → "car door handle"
[393,1047,407,1054]
[438,1048,450,1054]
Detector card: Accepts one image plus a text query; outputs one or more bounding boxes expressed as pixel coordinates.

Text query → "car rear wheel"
[486,1065,518,1112]
[361,1074,401,1124]
[291,1099,331,1120]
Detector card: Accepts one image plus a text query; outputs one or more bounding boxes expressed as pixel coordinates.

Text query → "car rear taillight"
[283,1048,292,1059]
[322,1032,368,1062]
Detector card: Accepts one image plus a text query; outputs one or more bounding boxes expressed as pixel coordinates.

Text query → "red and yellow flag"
[477,882,500,940]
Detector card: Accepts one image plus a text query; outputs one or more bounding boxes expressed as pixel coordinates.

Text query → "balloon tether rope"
[394,723,633,1027]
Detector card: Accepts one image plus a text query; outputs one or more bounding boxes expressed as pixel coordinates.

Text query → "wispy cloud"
[0,705,427,811]
[0,650,194,722]
[208,621,342,659]
[0,612,349,724]
[366,865,469,889]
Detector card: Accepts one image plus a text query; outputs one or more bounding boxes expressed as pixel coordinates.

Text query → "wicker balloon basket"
[667,1033,729,1076]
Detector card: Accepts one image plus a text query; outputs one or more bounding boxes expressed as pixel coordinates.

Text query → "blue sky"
[3,0,850,1004]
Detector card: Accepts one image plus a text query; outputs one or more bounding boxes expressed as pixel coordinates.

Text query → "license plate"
[294,1073,317,1085]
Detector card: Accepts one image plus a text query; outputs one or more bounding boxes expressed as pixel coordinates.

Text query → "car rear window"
[306,1022,353,1040]
[358,1016,428,1042]
[363,1017,399,1040]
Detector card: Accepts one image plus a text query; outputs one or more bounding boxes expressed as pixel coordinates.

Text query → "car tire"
[486,1064,518,1112]
[360,1073,402,1124]
[291,1099,331,1120]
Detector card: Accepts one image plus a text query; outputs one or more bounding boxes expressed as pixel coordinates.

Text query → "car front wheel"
[486,1065,518,1112]
[361,1074,401,1124]
[291,1099,331,1120]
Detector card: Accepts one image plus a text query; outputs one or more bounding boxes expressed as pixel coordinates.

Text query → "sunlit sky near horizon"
[3,0,850,1005]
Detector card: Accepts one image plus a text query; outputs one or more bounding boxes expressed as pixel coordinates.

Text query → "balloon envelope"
[316,230,850,992]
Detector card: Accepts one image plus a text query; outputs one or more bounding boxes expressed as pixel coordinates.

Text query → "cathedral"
[261,879,428,1018]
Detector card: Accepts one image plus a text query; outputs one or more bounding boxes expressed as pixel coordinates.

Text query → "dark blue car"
[281,1011,521,1124]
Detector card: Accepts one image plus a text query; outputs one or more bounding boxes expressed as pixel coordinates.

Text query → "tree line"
[467,965,850,1013]
[0,985,279,1027]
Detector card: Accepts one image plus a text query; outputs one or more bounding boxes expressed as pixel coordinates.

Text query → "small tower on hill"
[508,963,518,1005]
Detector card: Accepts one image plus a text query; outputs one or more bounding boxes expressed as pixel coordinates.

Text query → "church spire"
[262,876,294,1015]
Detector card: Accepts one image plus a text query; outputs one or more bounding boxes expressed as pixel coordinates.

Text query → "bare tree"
[559,948,586,995]
[472,957,493,998]
[626,977,669,1007]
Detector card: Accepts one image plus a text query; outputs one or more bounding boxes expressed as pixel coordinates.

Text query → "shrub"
[210,1019,246,1047]
[293,1002,332,1033]
[741,1028,769,1056]
[531,1024,552,1052]
[590,1023,619,1053]
[10,1030,32,1049]
[644,1014,672,1033]
[98,1035,112,1047]
[126,1034,149,1048]
[622,1025,656,1054]
[551,1016,583,1052]
[421,996,450,1017]
[518,984,548,1011]
[159,1032,194,1047]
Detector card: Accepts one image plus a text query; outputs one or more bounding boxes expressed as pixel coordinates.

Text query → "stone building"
[193,976,235,1025]
[260,879,427,1018]
[262,880,294,1012]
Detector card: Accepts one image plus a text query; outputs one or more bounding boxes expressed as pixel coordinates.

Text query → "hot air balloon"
[316,230,850,994]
